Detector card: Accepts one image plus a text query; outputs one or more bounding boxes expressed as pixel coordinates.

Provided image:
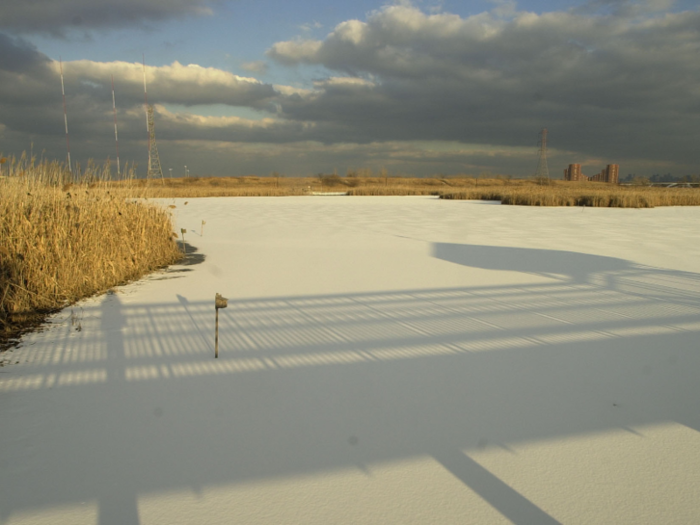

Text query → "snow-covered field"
[2,196,700,524]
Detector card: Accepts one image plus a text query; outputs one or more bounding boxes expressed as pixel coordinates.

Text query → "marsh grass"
[108,175,700,207]
[1,157,181,346]
[121,175,484,198]
[439,180,700,207]
[116,176,308,198]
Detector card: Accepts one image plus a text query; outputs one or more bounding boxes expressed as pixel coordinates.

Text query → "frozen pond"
[2,196,700,524]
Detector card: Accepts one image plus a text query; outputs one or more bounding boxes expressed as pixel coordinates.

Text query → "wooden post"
[215,293,228,358]
[180,228,187,254]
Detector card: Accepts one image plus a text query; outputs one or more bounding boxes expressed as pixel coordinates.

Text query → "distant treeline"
[621,173,700,183]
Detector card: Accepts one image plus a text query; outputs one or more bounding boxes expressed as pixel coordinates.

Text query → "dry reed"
[108,174,700,207]
[119,176,307,198]
[118,175,485,198]
[439,181,700,208]
[1,157,181,345]
[101,173,700,208]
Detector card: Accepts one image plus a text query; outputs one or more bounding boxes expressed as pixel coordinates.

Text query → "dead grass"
[106,174,700,208]
[118,176,307,197]
[439,180,700,207]
[1,157,181,346]
[118,175,497,198]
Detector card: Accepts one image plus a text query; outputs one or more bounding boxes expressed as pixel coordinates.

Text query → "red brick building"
[564,164,584,181]
[564,164,619,183]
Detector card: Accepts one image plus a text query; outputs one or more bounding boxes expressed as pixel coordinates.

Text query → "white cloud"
[61,60,262,87]
[313,77,376,88]
[267,40,324,65]
[266,3,700,171]
[240,61,269,75]
[489,0,518,19]
[154,105,280,130]
[272,85,314,97]
[333,20,368,45]
[2,3,699,177]
[299,21,323,32]
[55,60,277,109]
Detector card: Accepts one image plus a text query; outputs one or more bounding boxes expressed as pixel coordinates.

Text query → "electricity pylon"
[146,105,164,183]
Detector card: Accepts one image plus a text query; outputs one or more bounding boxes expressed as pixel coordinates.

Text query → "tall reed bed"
[1,157,181,344]
[129,180,306,198]
[108,175,314,198]
[84,171,700,208]
[440,182,700,208]
[116,175,487,198]
[342,176,483,195]
[346,186,441,196]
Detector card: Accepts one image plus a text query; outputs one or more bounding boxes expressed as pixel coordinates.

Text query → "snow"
[2,196,700,524]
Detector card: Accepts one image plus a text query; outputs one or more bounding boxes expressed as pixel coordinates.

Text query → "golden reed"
[1,156,181,345]
[119,174,700,207]
[439,181,700,207]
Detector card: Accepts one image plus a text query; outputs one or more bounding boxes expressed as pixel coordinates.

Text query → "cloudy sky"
[0,0,698,178]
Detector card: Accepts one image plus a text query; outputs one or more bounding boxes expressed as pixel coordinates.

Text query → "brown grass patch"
[117,175,501,198]
[105,175,700,208]
[110,176,309,198]
[1,158,181,348]
[439,181,700,208]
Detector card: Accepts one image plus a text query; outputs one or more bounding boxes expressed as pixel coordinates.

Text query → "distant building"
[590,165,619,183]
[564,164,583,181]
[606,164,619,184]
[564,163,619,183]
[589,170,605,182]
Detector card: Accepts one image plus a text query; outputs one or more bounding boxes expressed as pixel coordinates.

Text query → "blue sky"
[1,0,699,177]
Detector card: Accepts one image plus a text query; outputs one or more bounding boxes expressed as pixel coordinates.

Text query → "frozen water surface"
[2,196,700,524]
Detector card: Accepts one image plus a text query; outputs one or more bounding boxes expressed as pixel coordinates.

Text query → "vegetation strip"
[438,183,700,207]
[1,159,181,348]
[3,156,699,347]
[112,173,700,208]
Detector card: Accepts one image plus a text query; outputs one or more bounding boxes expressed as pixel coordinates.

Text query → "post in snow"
[215,293,228,358]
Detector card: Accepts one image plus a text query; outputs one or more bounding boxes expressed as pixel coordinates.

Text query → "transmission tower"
[142,55,163,183]
[111,75,120,177]
[146,105,164,182]
[534,128,549,180]
[59,58,72,173]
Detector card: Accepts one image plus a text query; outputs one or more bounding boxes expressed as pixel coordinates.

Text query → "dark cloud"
[2,3,700,177]
[0,0,218,36]
[0,32,51,72]
[0,56,280,140]
[0,32,61,147]
[267,4,700,171]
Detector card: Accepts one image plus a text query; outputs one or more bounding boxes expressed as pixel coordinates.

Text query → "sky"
[0,0,698,178]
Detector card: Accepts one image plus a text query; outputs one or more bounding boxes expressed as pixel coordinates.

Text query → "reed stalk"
[1,156,181,345]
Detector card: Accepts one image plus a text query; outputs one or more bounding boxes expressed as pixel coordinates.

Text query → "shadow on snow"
[2,244,700,524]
